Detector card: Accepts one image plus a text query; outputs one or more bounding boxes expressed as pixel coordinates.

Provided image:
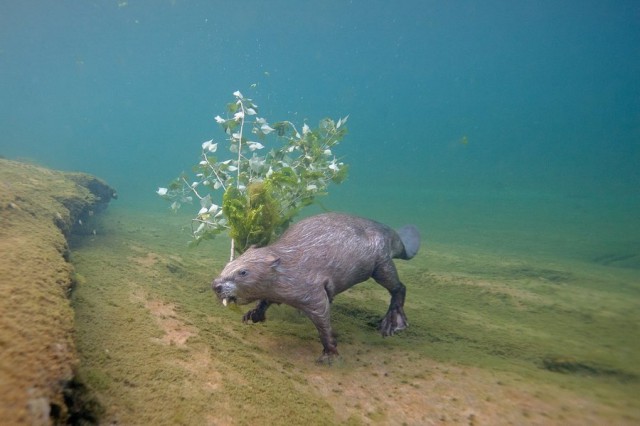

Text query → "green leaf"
[227,102,239,113]
[332,164,349,184]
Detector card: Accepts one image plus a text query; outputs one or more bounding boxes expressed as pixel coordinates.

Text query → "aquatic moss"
[223,182,280,253]
[70,209,640,425]
[0,158,116,424]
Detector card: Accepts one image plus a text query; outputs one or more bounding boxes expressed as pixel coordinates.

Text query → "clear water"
[1,0,639,263]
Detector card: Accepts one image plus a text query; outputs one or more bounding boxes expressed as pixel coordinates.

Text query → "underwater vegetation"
[0,159,116,424]
[158,90,349,258]
[223,182,279,253]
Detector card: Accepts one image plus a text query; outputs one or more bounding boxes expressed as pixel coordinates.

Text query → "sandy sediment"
[0,158,116,425]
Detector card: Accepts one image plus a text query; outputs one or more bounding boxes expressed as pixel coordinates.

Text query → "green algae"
[223,182,280,253]
[0,158,116,424]
[71,210,337,424]
[70,207,640,425]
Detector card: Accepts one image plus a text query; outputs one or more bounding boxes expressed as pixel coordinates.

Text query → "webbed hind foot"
[379,307,408,337]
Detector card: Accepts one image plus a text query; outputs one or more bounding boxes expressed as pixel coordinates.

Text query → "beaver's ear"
[265,254,280,268]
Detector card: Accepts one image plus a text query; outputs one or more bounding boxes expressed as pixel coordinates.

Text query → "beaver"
[212,212,420,362]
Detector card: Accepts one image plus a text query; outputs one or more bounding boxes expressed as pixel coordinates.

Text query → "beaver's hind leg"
[373,259,408,336]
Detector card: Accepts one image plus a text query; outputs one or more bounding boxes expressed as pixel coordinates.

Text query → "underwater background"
[2,1,640,423]
[1,0,639,264]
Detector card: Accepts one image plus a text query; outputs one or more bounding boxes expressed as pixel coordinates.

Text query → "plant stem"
[201,153,227,192]
[181,177,204,200]
[229,99,246,261]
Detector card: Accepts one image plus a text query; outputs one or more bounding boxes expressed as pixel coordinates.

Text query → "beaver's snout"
[212,278,237,306]
[211,278,223,294]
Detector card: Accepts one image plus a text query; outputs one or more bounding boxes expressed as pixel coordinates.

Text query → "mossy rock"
[0,158,115,424]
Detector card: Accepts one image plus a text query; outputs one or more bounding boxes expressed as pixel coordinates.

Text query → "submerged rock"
[0,158,115,424]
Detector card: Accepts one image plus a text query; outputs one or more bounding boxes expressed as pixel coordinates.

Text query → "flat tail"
[396,225,420,260]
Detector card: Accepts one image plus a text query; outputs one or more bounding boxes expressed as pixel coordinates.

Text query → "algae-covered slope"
[71,208,640,425]
[0,158,116,424]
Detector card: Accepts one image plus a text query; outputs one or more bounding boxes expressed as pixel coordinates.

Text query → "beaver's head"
[211,246,280,306]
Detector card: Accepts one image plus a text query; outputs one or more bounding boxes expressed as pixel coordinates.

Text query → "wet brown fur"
[212,212,420,362]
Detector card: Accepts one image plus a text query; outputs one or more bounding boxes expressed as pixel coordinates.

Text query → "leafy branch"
[158,90,349,260]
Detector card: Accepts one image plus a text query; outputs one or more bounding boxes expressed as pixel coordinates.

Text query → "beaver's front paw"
[242,308,267,323]
[379,308,408,337]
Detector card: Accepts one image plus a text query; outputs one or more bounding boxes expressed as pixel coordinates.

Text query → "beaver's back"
[276,213,402,257]
[268,213,404,293]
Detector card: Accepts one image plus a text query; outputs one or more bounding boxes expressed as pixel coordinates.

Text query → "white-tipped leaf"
[260,124,275,134]
[337,114,349,129]
[202,140,217,152]
[247,141,264,151]
[200,194,212,208]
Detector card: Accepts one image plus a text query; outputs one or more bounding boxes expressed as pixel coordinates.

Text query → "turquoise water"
[1,1,639,262]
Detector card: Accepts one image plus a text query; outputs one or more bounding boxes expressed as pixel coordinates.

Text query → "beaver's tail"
[396,225,420,260]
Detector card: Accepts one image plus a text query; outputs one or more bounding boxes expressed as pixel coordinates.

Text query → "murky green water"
[3,2,639,423]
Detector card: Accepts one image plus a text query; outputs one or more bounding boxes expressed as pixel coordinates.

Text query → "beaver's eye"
[238,269,248,277]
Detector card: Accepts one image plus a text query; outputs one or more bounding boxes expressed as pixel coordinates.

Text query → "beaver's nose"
[212,279,223,294]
